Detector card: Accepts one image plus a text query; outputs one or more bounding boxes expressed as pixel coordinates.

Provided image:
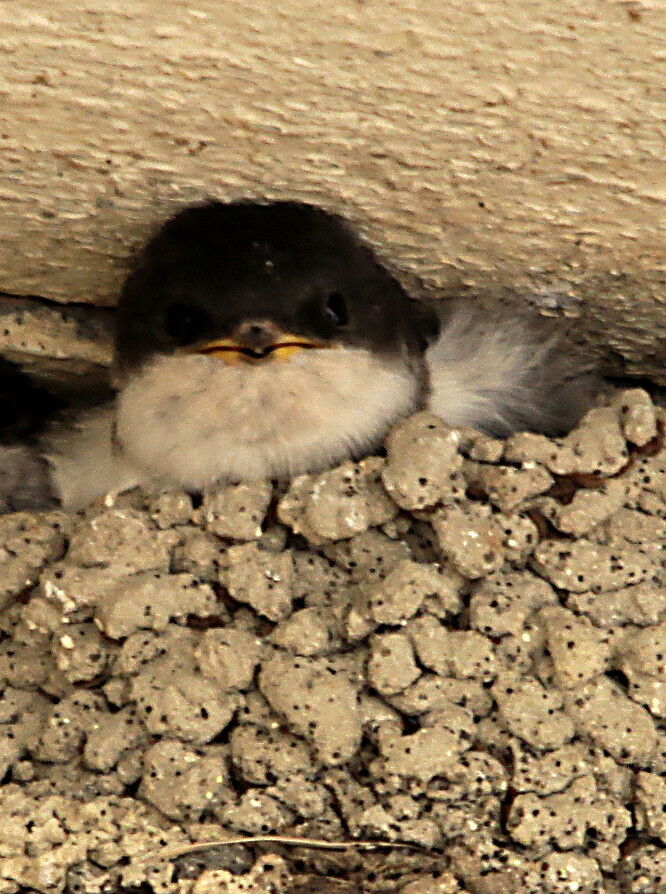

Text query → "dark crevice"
[0,288,116,319]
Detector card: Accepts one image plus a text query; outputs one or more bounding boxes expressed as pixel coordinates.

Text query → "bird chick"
[10,200,597,511]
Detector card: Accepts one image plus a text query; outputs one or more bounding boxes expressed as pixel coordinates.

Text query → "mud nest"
[0,388,664,894]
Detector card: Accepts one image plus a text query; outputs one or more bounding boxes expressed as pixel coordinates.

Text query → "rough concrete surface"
[0,295,113,394]
[0,0,664,384]
[0,388,664,893]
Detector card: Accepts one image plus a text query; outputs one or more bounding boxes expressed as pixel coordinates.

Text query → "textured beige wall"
[0,0,664,382]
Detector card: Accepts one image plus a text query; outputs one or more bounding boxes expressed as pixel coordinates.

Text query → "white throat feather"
[114,347,420,489]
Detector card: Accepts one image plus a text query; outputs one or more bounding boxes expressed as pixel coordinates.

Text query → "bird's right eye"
[164,303,211,346]
[324,291,349,328]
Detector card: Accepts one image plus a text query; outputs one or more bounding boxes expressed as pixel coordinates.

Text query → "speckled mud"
[0,388,665,894]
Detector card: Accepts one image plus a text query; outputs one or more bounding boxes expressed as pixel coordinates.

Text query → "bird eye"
[164,302,211,346]
[324,291,349,327]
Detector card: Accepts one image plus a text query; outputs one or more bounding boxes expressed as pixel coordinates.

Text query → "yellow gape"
[193,336,327,365]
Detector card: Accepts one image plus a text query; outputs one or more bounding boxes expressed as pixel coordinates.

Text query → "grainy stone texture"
[224,542,295,622]
[0,295,113,391]
[0,391,665,893]
[202,482,273,541]
[381,413,464,511]
[0,1,664,387]
[278,457,397,543]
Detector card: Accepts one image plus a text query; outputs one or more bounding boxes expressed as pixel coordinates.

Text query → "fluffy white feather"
[43,407,142,511]
[426,303,595,437]
[113,346,419,490]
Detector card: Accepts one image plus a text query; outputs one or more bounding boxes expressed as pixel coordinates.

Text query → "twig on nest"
[138,834,421,866]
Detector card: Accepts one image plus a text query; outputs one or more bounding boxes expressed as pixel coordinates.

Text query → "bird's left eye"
[164,302,211,346]
[324,291,349,327]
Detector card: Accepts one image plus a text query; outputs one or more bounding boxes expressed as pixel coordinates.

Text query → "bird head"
[114,200,439,378]
[112,201,441,487]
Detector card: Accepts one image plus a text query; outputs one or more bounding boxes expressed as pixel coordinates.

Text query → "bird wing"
[42,404,144,511]
[425,301,599,437]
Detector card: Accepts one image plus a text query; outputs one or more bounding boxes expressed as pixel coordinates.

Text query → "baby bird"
[2,200,597,512]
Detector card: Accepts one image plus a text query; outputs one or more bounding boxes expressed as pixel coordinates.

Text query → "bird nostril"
[230,319,283,350]
[235,320,280,347]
